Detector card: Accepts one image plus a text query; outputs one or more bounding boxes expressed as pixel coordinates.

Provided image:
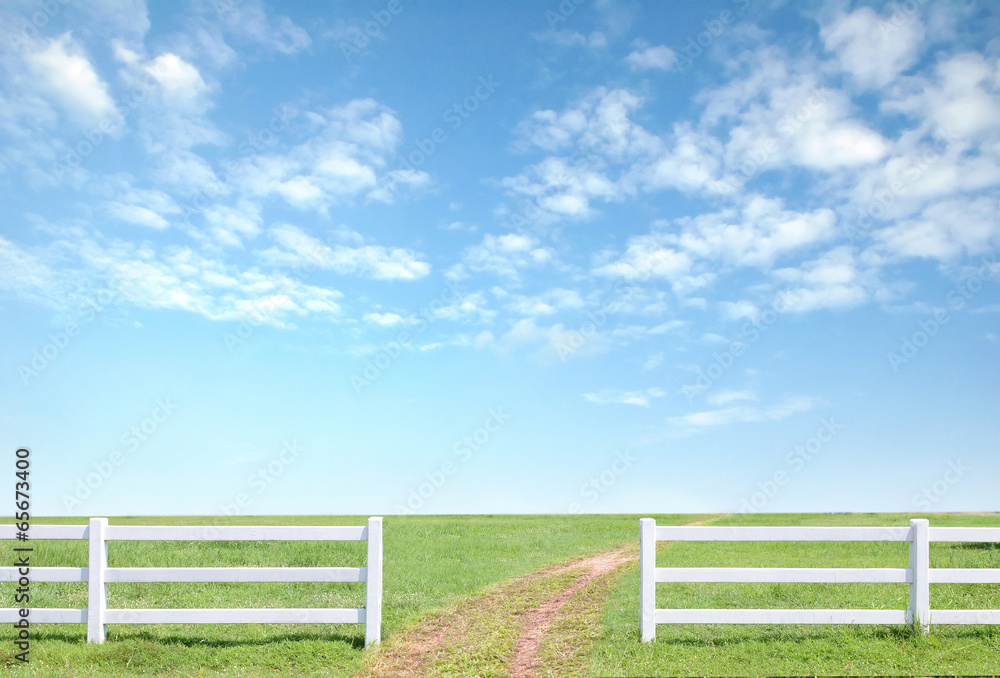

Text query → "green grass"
[5,513,998,676]
[591,512,1000,677]
[368,566,587,678]
[0,513,696,677]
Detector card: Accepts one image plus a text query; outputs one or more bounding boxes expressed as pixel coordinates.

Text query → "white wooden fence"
[640,518,1000,642]
[0,517,383,647]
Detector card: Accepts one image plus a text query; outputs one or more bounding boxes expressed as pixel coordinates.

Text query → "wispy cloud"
[626,44,676,71]
[668,395,819,429]
[363,312,411,327]
[262,224,430,281]
[706,389,757,406]
[584,387,666,407]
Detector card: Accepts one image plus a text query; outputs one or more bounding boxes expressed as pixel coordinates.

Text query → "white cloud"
[217,0,312,55]
[440,221,477,233]
[489,317,610,362]
[83,0,151,45]
[473,330,494,348]
[642,123,729,195]
[584,387,666,407]
[0,236,60,305]
[725,82,888,173]
[592,234,692,281]
[882,53,1000,141]
[772,247,869,312]
[871,196,1000,262]
[105,203,169,229]
[669,395,818,428]
[923,54,1000,139]
[685,48,892,179]
[706,389,757,406]
[145,53,211,113]
[626,44,676,71]
[842,54,1000,236]
[504,69,889,230]
[363,312,409,327]
[821,7,924,89]
[107,251,343,326]
[673,196,838,268]
[514,87,653,158]
[12,231,345,327]
[535,30,607,49]
[426,292,496,324]
[647,320,685,335]
[719,300,758,322]
[25,33,121,128]
[153,150,222,194]
[235,99,423,209]
[600,284,671,315]
[505,288,584,315]
[462,233,554,279]
[112,48,224,154]
[501,157,626,220]
[502,88,665,220]
[202,202,263,247]
[102,185,181,230]
[263,224,430,281]
[418,336,475,352]
[643,352,665,370]
[595,197,837,294]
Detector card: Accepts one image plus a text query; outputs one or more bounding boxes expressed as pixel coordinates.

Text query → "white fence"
[0,517,383,647]
[640,518,1000,642]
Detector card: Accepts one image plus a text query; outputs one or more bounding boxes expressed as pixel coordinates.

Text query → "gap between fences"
[359,515,725,678]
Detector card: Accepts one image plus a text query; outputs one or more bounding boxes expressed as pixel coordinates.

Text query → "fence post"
[365,517,383,647]
[908,518,930,634]
[640,518,656,642]
[87,517,108,643]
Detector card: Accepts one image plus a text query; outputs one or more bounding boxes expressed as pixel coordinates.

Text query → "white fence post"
[364,517,383,647]
[640,518,656,642]
[909,518,930,634]
[87,517,108,643]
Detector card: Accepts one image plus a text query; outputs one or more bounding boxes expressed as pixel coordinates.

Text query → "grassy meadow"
[0,513,695,677]
[592,512,1000,677]
[0,512,997,676]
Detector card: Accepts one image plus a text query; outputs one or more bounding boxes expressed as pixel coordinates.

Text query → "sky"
[1,0,998,518]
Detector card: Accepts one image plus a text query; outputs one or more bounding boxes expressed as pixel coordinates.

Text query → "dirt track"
[359,516,723,677]
[508,545,634,677]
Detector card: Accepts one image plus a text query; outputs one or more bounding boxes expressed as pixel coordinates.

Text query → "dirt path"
[507,545,634,678]
[359,515,725,678]
[508,515,725,678]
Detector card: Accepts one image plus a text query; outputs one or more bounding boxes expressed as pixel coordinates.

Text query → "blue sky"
[1,0,998,517]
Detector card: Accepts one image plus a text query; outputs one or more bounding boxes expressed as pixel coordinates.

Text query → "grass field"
[0,513,697,677]
[592,513,1000,677]
[1,513,998,677]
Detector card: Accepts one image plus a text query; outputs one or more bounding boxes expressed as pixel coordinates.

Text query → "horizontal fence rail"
[640,518,1000,642]
[104,525,369,541]
[0,517,383,647]
[654,526,914,542]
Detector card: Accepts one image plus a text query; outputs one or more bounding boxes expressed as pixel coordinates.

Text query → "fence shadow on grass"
[956,542,1000,551]
[17,627,366,650]
[645,623,998,647]
[2,630,90,645]
[110,628,367,650]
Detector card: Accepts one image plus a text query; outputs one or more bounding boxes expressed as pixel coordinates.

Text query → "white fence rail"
[640,518,1000,642]
[0,517,383,646]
